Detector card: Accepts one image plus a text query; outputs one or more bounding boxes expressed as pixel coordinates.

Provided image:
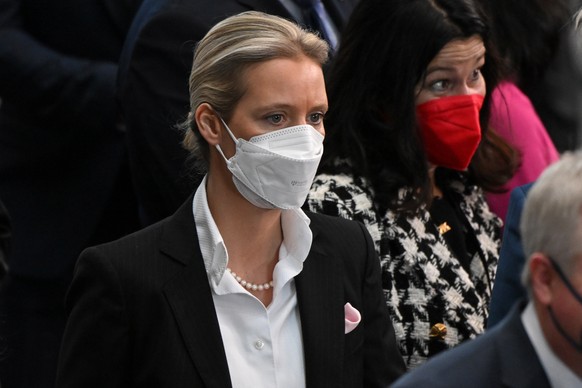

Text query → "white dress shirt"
[193,176,312,388]
[522,302,582,388]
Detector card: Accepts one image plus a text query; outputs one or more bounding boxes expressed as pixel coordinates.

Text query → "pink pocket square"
[344,302,361,334]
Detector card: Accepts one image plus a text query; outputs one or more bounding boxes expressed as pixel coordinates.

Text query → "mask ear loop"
[549,258,582,305]
[219,117,239,143]
[547,306,582,353]
[215,116,239,162]
[547,257,582,353]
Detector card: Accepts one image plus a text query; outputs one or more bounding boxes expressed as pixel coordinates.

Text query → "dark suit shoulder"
[77,203,197,293]
[393,325,504,387]
[81,216,166,258]
[393,303,550,388]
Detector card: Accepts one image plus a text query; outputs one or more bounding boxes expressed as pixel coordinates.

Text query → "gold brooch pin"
[437,222,451,235]
[429,323,447,340]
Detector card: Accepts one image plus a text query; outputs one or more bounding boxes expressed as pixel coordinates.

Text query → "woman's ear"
[195,103,222,146]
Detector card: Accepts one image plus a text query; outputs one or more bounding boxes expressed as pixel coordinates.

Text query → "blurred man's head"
[521,151,582,377]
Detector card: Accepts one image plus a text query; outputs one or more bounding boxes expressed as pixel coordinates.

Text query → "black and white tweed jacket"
[307,166,501,369]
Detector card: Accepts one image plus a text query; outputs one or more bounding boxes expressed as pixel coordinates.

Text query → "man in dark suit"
[393,152,582,387]
[117,0,358,226]
[487,183,533,327]
[0,0,142,386]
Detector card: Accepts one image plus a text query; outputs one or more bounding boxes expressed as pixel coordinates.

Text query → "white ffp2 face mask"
[215,118,324,209]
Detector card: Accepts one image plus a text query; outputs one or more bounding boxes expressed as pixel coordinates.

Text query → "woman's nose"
[456,83,485,97]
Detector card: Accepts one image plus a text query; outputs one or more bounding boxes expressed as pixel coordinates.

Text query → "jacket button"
[429,323,447,340]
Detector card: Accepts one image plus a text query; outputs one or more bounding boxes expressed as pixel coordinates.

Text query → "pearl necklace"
[226,268,273,291]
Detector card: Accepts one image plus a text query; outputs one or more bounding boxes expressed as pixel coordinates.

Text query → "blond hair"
[180,11,329,171]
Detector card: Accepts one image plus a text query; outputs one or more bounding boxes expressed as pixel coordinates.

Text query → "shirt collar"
[521,302,582,388]
[193,175,313,289]
[193,176,228,288]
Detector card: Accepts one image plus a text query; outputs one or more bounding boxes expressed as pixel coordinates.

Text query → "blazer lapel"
[497,302,551,388]
[453,179,501,293]
[295,224,344,388]
[160,198,232,388]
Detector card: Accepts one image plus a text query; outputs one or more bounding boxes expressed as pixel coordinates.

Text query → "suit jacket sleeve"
[487,184,531,327]
[0,0,118,131]
[56,248,131,388]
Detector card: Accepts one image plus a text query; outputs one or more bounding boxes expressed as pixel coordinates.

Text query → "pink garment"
[486,81,559,223]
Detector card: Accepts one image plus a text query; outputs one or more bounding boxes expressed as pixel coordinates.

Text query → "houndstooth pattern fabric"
[307,165,501,369]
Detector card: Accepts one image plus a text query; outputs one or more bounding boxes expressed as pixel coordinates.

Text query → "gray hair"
[180,11,329,172]
[521,151,582,290]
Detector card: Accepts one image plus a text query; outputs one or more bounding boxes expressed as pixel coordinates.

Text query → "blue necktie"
[295,0,338,50]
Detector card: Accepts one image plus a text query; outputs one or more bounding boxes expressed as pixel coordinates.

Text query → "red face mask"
[416,94,484,170]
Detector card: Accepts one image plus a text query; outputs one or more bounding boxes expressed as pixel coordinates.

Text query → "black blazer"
[56,197,405,387]
[392,301,551,388]
[117,0,359,225]
[488,183,533,327]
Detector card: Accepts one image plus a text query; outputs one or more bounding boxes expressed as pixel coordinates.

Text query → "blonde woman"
[56,11,405,388]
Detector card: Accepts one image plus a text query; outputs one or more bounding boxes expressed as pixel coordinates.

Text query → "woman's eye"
[308,113,324,124]
[430,80,449,92]
[267,114,284,124]
[471,68,482,81]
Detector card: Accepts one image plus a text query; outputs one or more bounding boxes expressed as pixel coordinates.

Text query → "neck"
[428,165,443,198]
[206,169,284,272]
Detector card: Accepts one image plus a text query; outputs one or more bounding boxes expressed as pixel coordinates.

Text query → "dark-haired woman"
[307,0,518,368]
